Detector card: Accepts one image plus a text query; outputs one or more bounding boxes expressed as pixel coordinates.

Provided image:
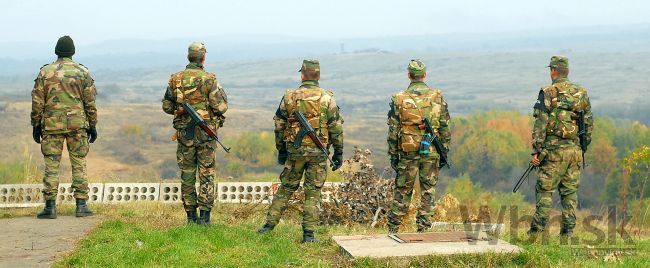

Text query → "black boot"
[75,199,94,217]
[186,208,198,224]
[527,225,541,237]
[302,230,316,243]
[37,200,57,219]
[257,223,275,234]
[198,209,211,225]
[560,226,574,237]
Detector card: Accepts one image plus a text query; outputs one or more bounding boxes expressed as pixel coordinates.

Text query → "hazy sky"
[1,0,649,44]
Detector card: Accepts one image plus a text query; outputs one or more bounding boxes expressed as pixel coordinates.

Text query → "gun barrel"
[513,163,534,193]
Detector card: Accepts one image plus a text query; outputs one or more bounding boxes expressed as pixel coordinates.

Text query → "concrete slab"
[0,216,102,267]
[333,233,522,258]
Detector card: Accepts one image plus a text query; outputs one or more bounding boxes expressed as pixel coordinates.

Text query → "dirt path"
[0,216,102,267]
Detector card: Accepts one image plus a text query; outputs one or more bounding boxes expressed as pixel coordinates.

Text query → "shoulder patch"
[533,90,549,113]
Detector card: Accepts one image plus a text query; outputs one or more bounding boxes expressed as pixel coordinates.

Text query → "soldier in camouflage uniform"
[386,60,451,233]
[31,36,98,219]
[528,55,593,237]
[162,42,228,225]
[258,60,344,243]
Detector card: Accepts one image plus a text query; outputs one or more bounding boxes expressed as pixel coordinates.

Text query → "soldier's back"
[168,65,217,105]
[36,58,92,133]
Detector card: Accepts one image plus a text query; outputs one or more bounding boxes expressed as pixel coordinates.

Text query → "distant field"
[2,50,648,123]
[0,102,388,184]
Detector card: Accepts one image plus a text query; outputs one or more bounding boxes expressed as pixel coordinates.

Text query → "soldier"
[162,42,228,225]
[386,60,451,233]
[257,59,344,243]
[528,55,593,237]
[31,36,98,219]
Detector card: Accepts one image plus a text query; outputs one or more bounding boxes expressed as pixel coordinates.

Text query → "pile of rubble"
[286,147,491,227]
[320,147,395,226]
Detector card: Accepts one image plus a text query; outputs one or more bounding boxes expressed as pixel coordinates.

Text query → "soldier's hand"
[390,155,399,172]
[87,126,98,143]
[32,125,42,144]
[531,154,541,167]
[331,152,343,171]
[278,150,288,165]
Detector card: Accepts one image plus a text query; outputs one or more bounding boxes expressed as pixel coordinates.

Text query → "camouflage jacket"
[274,80,344,156]
[387,81,451,157]
[30,57,97,134]
[162,63,228,143]
[532,77,593,154]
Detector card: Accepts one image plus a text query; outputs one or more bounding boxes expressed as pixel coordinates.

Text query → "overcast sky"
[1,0,649,45]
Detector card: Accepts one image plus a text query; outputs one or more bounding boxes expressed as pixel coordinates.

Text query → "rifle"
[577,111,588,168]
[177,102,231,153]
[422,118,450,169]
[292,110,336,168]
[513,163,536,193]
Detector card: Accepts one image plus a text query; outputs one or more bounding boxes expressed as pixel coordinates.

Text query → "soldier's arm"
[387,96,400,157]
[30,70,46,127]
[582,90,593,147]
[208,80,228,115]
[162,85,176,115]
[437,93,451,150]
[326,96,344,154]
[82,72,98,127]
[531,89,551,154]
[273,96,289,151]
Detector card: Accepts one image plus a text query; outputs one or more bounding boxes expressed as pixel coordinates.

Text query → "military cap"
[55,36,75,57]
[408,59,426,76]
[188,41,207,55]
[299,59,320,72]
[548,55,569,69]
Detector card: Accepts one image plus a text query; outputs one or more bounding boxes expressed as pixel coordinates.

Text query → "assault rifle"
[178,102,231,153]
[292,110,337,169]
[423,118,450,169]
[513,163,536,193]
[577,111,588,168]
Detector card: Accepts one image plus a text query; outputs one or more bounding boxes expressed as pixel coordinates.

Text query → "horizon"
[2,0,649,45]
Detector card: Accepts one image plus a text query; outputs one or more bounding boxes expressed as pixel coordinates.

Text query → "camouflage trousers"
[40,130,90,201]
[387,153,439,230]
[531,146,582,232]
[177,140,216,211]
[265,155,327,232]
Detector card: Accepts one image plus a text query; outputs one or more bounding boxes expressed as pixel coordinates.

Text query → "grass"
[5,202,649,267]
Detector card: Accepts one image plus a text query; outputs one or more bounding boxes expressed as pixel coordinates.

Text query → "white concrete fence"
[0,182,341,208]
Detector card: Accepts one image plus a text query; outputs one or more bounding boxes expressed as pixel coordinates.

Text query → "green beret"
[55,36,75,57]
[299,59,320,72]
[548,55,569,69]
[408,59,426,76]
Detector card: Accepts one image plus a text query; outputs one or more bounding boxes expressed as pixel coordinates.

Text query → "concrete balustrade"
[0,182,340,208]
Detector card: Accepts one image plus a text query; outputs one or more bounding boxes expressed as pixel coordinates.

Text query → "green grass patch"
[45,203,650,267]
